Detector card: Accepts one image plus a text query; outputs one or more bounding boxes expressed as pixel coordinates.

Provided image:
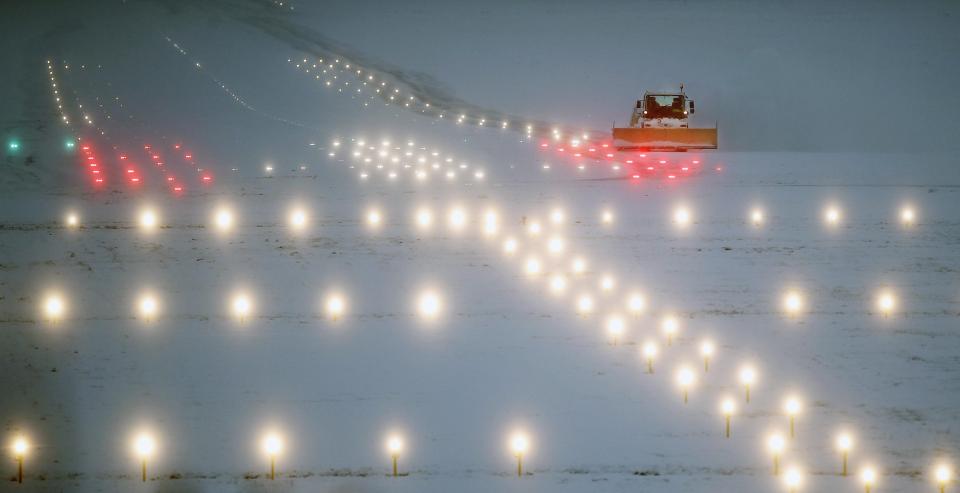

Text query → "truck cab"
[629,92,696,128]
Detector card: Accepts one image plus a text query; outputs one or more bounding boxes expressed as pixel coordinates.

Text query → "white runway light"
[824,205,842,227]
[676,366,696,404]
[415,207,434,230]
[448,207,468,231]
[673,206,692,227]
[417,290,442,320]
[875,289,896,317]
[547,236,565,255]
[524,257,542,277]
[576,294,595,315]
[65,212,80,228]
[138,293,159,321]
[836,432,854,476]
[262,432,284,480]
[900,205,916,226]
[623,292,645,315]
[43,293,66,322]
[549,274,568,295]
[139,208,159,230]
[509,432,529,477]
[132,432,157,482]
[503,237,518,255]
[325,293,346,321]
[783,290,804,316]
[642,340,658,373]
[288,208,308,231]
[214,207,234,232]
[366,208,383,229]
[606,315,626,345]
[750,207,765,226]
[661,315,679,345]
[601,209,615,225]
[231,293,252,323]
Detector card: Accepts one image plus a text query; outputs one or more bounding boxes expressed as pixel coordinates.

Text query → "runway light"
[600,275,616,292]
[783,290,804,316]
[214,207,234,232]
[676,366,696,404]
[417,290,441,320]
[601,209,614,225]
[482,210,499,236]
[232,294,252,323]
[138,294,159,321]
[750,208,765,226]
[627,293,646,315]
[936,464,952,493]
[876,290,896,317]
[65,212,79,228]
[784,396,802,438]
[783,465,802,492]
[836,432,854,476]
[527,220,542,236]
[415,207,434,230]
[262,433,283,480]
[325,293,346,321]
[510,432,529,477]
[550,208,565,225]
[661,315,679,345]
[673,206,692,227]
[139,208,158,230]
[861,466,878,493]
[524,257,542,277]
[43,294,66,321]
[825,205,842,226]
[366,209,383,229]
[767,433,786,475]
[576,294,595,316]
[900,206,916,226]
[503,237,518,255]
[11,436,28,483]
[448,207,468,231]
[133,432,156,482]
[289,208,308,230]
[700,339,715,372]
[571,257,587,275]
[387,435,403,477]
[547,236,565,255]
[642,340,658,373]
[606,315,625,345]
[549,274,568,295]
[739,365,757,403]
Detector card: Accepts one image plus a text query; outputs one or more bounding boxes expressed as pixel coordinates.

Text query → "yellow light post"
[767,433,786,475]
[262,433,283,480]
[836,432,854,476]
[861,465,878,493]
[784,396,802,438]
[662,316,679,346]
[936,464,952,493]
[510,433,529,477]
[642,341,658,374]
[739,365,757,403]
[676,366,696,404]
[700,340,715,372]
[11,436,28,483]
[721,398,736,438]
[133,432,156,482]
[387,435,403,477]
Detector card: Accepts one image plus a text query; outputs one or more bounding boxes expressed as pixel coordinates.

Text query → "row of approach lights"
[9,431,951,489]
[6,430,533,482]
[39,288,441,324]
[670,204,920,228]
[56,202,922,236]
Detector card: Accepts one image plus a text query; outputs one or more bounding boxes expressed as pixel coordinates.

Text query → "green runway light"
[8,140,20,152]
[65,139,75,150]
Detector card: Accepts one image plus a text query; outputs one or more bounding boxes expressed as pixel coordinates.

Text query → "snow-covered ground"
[2,1,959,492]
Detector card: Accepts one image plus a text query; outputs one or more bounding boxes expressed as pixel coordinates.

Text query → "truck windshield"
[644,95,686,119]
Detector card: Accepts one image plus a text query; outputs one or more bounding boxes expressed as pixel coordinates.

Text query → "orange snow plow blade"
[613,127,718,152]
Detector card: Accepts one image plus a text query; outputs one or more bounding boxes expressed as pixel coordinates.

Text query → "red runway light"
[185,154,192,160]
[540,143,548,148]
